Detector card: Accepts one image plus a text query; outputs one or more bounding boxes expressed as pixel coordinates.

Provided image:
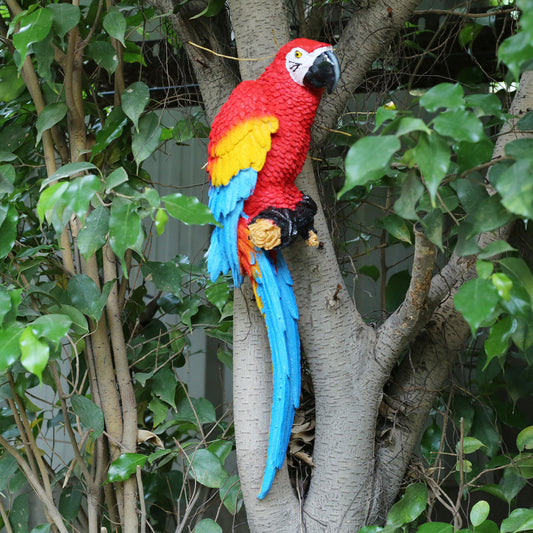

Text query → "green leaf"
[155,207,168,235]
[0,65,26,102]
[454,278,500,334]
[456,436,486,455]
[132,112,162,165]
[417,523,453,533]
[500,468,527,503]
[219,475,242,514]
[92,108,128,156]
[340,135,400,196]
[376,214,412,243]
[0,322,23,371]
[478,240,517,260]
[206,281,230,312]
[470,500,490,527]
[20,326,49,381]
[122,82,150,131]
[484,316,517,366]
[419,83,464,112]
[193,519,222,533]
[476,260,493,280]
[148,397,168,427]
[164,193,218,226]
[516,426,533,451]
[67,274,112,320]
[108,453,147,482]
[105,167,128,193]
[209,440,233,463]
[12,8,53,65]
[41,162,98,189]
[413,133,450,204]
[499,257,533,307]
[498,30,533,81]
[63,174,101,219]
[36,103,68,146]
[71,395,104,440]
[433,110,485,143]
[188,449,228,488]
[103,8,126,46]
[0,205,17,259]
[141,260,182,293]
[491,162,533,219]
[59,485,82,522]
[396,117,431,136]
[492,273,512,301]
[31,314,71,348]
[150,367,177,409]
[86,40,118,74]
[10,494,29,533]
[500,508,533,533]
[189,0,226,18]
[30,525,51,533]
[421,421,442,464]
[176,397,217,426]
[46,3,80,39]
[394,171,424,220]
[420,208,443,250]
[109,202,143,272]
[386,482,427,527]
[77,206,110,259]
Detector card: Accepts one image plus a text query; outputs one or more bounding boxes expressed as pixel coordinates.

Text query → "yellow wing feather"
[209,116,279,187]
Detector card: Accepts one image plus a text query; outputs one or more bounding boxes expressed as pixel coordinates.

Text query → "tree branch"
[313,0,423,146]
[375,225,436,375]
[0,434,69,533]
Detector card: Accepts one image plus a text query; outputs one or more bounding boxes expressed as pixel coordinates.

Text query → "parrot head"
[281,38,340,94]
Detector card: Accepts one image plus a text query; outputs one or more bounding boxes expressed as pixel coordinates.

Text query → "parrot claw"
[306,230,319,247]
[248,218,282,250]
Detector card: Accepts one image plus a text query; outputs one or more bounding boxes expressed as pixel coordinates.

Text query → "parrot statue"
[206,38,340,499]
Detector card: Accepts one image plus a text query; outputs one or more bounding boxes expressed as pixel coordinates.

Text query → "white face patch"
[285,46,333,87]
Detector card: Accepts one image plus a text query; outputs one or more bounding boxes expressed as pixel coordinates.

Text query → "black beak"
[303,50,340,94]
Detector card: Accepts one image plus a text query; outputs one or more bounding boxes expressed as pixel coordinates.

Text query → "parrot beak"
[303,49,340,94]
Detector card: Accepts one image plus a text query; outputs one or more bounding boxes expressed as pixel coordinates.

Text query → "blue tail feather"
[253,250,301,499]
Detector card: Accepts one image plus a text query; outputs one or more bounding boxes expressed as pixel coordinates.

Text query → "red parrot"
[207,38,340,499]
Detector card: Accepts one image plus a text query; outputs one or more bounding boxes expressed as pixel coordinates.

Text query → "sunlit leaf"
[12,8,53,65]
[20,326,49,381]
[470,500,490,527]
[516,426,533,451]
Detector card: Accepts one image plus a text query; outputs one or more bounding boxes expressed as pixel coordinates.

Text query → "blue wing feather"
[207,167,257,286]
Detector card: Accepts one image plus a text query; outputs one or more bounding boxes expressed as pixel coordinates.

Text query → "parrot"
[206,38,340,499]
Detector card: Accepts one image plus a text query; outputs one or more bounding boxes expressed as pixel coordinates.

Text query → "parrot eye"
[294,50,302,58]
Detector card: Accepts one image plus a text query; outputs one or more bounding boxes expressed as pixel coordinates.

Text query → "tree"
[154,1,533,531]
[1,0,533,532]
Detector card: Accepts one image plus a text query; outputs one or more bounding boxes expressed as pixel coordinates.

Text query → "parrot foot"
[248,218,282,250]
[306,230,319,247]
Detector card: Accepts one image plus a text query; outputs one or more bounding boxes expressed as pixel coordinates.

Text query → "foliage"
[0,0,237,531]
[332,0,533,529]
